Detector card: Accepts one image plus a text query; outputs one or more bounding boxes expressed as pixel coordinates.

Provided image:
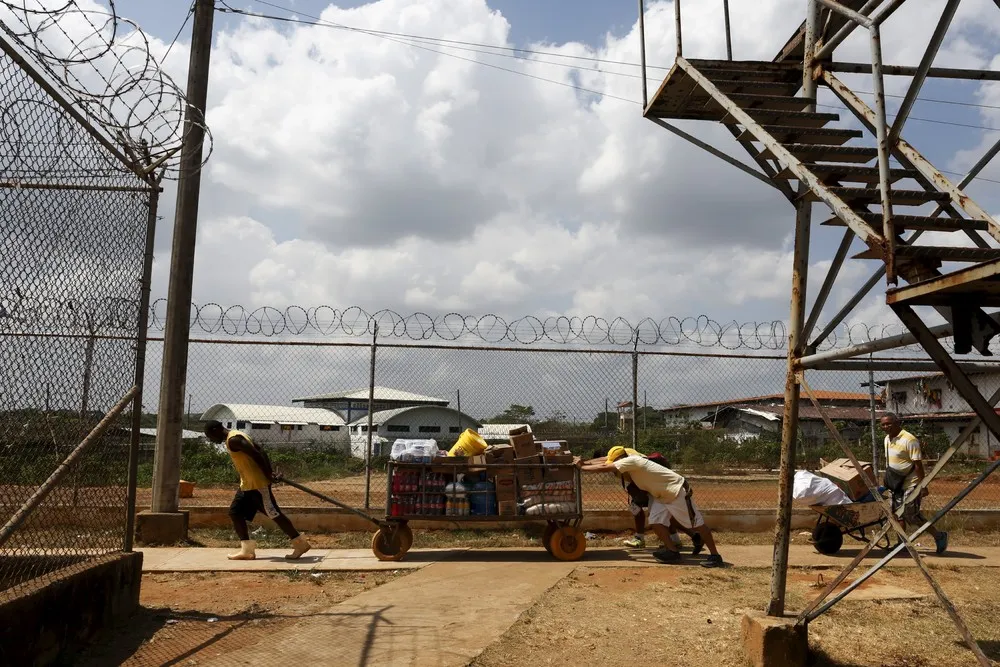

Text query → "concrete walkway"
[138,544,1000,573]
[200,560,577,667]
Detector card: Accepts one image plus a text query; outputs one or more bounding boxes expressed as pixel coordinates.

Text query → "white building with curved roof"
[347,405,481,457]
[201,403,348,449]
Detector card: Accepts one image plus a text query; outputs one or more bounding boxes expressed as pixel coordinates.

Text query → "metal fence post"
[631,348,639,451]
[125,179,159,552]
[363,323,378,510]
[868,359,879,472]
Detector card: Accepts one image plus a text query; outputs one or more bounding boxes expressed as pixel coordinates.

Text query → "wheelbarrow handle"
[278,477,386,529]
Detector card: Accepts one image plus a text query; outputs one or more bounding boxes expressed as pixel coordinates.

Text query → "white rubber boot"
[227,540,256,560]
[286,535,311,560]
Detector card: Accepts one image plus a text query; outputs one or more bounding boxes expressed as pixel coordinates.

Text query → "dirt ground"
[129,471,1000,511]
[72,571,403,666]
[474,567,1000,667]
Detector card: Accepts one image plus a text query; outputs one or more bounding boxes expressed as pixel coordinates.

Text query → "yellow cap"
[606,446,628,465]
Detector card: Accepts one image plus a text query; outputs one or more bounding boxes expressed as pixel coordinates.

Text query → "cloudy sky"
[6,0,1000,417]
[95,0,1000,330]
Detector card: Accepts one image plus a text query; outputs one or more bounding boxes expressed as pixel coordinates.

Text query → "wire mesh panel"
[0,41,151,595]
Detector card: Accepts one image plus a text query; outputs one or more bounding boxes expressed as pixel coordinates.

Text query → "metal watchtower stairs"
[640,2,1000,663]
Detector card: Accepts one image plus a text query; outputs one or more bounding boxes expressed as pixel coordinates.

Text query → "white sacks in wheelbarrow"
[792,470,851,506]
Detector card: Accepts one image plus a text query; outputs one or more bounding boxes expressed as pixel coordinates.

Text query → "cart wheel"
[542,522,557,555]
[548,526,587,561]
[812,522,844,555]
[372,528,406,561]
[397,523,413,555]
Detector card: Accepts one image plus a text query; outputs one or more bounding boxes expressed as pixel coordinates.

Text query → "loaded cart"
[810,501,890,555]
[375,457,587,562]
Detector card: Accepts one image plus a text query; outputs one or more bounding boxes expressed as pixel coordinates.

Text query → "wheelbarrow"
[278,477,413,562]
[809,500,891,555]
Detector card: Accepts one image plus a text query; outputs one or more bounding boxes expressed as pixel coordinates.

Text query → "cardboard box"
[486,444,515,463]
[467,454,489,473]
[544,456,579,483]
[498,500,518,516]
[494,473,517,503]
[509,425,530,437]
[511,432,539,459]
[818,458,875,501]
[516,455,545,486]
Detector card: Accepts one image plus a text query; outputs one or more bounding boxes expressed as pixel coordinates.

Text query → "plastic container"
[448,429,487,457]
[469,477,497,516]
[391,439,440,462]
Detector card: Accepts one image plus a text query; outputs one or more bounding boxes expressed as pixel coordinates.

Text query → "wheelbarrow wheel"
[396,523,413,555]
[372,527,407,561]
[812,522,843,555]
[548,526,587,561]
[542,522,557,555]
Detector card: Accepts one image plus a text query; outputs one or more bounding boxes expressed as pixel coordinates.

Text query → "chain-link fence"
[0,37,154,594]
[136,327,1000,518]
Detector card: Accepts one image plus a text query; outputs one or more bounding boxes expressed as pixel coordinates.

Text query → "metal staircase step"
[777,164,917,185]
[700,68,801,83]
[737,109,840,128]
[853,246,1000,262]
[712,80,802,96]
[724,93,816,111]
[742,125,861,146]
[761,144,877,163]
[887,258,1000,307]
[821,213,989,232]
[688,59,802,72]
[807,187,951,206]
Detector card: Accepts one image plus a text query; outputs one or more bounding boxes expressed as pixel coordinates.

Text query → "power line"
[161,2,196,66]
[236,0,1000,114]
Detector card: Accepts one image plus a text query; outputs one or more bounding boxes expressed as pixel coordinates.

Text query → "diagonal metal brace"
[800,375,990,665]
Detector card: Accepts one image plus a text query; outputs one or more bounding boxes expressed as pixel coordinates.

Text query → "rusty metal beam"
[799,375,990,666]
[868,25,896,282]
[677,57,884,249]
[823,70,1000,246]
[810,360,1000,372]
[647,118,780,190]
[675,0,682,56]
[726,125,798,202]
[722,0,732,60]
[817,0,874,27]
[887,259,1000,306]
[894,304,1000,440]
[799,321,952,366]
[814,0,881,61]
[638,0,648,108]
[888,0,960,147]
[870,0,909,25]
[826,61,1000,80]
[802,229,855,343]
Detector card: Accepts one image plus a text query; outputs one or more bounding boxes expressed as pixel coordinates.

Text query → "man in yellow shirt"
[881,413,947,554]
[204,420,311,560]
[582,446,723,567]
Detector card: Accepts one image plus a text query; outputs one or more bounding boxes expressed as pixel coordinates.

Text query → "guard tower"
[639,2,1000,663]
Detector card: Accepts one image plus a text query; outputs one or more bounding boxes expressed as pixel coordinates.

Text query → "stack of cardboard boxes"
[818,458,876,501]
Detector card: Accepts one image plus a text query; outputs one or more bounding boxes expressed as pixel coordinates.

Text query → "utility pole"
[150,0,215,523]
[187,394,193,430]
[80,313,95,418]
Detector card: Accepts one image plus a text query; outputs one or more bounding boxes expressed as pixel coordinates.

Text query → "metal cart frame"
[810,501,891,555]
[378,460,587,561]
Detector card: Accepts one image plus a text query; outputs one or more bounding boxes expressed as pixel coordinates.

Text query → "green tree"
[489,404,536,424]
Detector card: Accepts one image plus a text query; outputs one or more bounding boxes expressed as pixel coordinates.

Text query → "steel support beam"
[768,3,818,617]
[887,0,960,146]
[813,0,881,61]
[894,304,1000,440]
[826,61,1000,81]
[726,125,797,202]
[647,118,780,190]
[674,0,682,56]
[722,0,732,60]
[799,321,953,366]
[868,25,896,282]
[638,0,648,108]
[817,0,874,27]
[871,0,908,25]
[811,360,1000,372]
[802,229,854,343]
[799,375,989,666]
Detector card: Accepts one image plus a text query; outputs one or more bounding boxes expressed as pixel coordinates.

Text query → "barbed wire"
[0,0,210,179]
[0,293,967,351]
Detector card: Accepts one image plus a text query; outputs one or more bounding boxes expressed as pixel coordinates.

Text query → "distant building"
[200,403,348,450]
[477,423,531,443]
[871,371,1000,458]
[711,404,876,445]
[292,386,449,423]
[347,405,481,457]
[660,391,873,426]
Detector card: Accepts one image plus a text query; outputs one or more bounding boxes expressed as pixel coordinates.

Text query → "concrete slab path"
[138,544,1000,573]
[200,560,577,667]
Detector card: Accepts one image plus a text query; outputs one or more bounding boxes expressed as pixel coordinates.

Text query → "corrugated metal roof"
[292,386,449,404]
[477,423,532,439]
[201,404,346,426]
[138,427,204,440]
[726,405,877,422]
[347,405,481,427]
[663,391,873,413]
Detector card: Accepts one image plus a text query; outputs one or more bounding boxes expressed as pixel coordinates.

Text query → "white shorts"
[648,488,704,530]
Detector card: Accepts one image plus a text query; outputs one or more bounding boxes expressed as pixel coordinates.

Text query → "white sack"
[792,470,850,506]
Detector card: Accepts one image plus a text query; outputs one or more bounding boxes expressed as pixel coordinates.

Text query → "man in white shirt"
[881,413,947,554]
[582,446,723,567]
